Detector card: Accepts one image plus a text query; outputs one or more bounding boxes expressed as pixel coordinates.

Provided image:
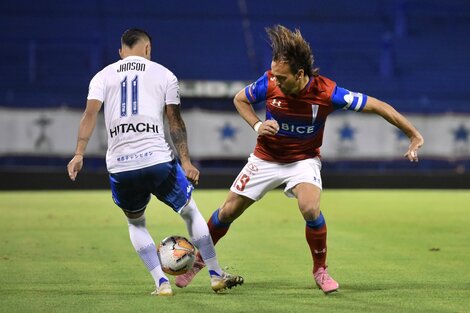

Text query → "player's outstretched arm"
[165,104,199,185]
[361,96,424,162]
[67,99,102,181]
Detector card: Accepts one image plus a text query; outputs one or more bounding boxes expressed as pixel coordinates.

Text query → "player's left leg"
[176,191,253,288]
[292,183,325,271]
[177,154,281,288]
[155,160,243,292]
[291,182,338,294]
[179,198,244,292]
[179,198,223,274]
[285,157,339,294]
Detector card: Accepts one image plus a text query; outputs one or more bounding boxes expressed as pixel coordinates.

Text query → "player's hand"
[404,135,424,162]
[181,161,200,186]
[258,120,279,136]
[67,154,84,181]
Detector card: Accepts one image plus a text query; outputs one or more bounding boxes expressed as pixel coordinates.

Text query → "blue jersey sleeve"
[244,72,269,104]
[331,86,368,112]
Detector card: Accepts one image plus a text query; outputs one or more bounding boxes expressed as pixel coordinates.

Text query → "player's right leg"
[125,211,173,296]
[109,168,172,296]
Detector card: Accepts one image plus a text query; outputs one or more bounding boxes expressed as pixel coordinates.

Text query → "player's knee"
[219,192,253,223]
[179,197,198,218]
[124,209,145,219]
[299,202,321,220]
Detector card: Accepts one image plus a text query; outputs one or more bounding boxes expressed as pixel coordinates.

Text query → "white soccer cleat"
[210,271,244,293]
[151,281,174,296]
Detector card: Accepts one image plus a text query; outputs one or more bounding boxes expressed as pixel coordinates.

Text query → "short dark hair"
[121,28,152,48]
[266,25,319,77]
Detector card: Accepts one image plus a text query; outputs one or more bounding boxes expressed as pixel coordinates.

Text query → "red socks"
[305,223,327,273]
[207,214,230,245]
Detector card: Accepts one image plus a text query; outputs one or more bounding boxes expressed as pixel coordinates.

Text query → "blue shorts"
[109,159,193,213]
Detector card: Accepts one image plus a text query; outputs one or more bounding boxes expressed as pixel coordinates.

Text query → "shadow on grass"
[4,280,468,299]
[340,281,470,293]
[0,286,143,297]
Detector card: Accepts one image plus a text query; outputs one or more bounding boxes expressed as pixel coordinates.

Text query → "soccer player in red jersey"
[176,25,424,293]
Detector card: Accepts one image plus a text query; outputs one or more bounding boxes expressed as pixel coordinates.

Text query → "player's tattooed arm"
[165,104,200,184]
[166,104,190,161]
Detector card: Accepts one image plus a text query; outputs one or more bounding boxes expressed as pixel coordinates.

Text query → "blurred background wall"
[1,0,469,189]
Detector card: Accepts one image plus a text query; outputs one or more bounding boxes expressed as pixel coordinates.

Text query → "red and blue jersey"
[245,70,368,163]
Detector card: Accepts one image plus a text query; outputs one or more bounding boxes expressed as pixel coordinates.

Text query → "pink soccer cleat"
[175,258,205,288]
[313,267,339,294]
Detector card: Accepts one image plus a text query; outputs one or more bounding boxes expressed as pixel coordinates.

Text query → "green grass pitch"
[0,190,469,313]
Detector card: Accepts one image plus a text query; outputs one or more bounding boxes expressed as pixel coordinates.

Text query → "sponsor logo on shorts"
[247,163,258,172]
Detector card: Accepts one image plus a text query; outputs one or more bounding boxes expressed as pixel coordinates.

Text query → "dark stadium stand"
[1,0,469,110]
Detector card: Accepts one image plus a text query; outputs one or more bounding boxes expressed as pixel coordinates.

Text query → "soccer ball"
[157,236,196,275]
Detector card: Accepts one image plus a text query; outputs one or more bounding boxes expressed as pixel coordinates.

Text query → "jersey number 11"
[120,75,138,116]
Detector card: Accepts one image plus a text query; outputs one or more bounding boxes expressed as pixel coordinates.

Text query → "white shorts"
[230,154,322,201]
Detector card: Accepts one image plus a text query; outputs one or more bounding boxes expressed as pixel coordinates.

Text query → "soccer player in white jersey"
[67,28,243,296]
[176,25,424,294]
